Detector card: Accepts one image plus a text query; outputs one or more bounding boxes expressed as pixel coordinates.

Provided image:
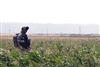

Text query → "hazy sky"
[0,0,100,24]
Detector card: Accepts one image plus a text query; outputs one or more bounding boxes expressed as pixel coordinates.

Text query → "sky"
[0,0,100,24]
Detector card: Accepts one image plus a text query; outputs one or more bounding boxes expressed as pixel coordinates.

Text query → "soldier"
[17,26,30,50]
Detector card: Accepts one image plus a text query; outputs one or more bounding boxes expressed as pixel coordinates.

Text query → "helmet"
[25,26,29,30]
[21,26,29,31]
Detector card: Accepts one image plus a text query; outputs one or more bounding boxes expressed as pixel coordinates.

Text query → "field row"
[0,37,100,67]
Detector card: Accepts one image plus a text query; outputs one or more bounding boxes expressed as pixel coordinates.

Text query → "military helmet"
[21,26,29,31]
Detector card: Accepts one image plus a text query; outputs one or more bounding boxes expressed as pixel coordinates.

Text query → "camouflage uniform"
[17,27,30,49]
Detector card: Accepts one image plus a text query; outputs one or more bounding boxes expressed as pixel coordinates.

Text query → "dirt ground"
[0,35,100,41]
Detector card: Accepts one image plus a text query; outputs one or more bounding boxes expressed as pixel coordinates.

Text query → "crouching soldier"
[17,26,30,50]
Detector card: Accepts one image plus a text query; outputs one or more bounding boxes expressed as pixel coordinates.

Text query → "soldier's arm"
[17,34,25,43]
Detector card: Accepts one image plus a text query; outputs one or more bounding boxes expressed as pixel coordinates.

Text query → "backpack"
[13,33,19,47]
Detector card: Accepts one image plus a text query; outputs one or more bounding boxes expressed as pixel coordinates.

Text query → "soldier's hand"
[21,40,25,43]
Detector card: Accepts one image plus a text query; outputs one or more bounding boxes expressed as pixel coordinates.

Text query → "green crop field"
[0,36,100,67]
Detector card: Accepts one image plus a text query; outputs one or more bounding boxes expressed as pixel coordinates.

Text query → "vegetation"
[0,36,100,67]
